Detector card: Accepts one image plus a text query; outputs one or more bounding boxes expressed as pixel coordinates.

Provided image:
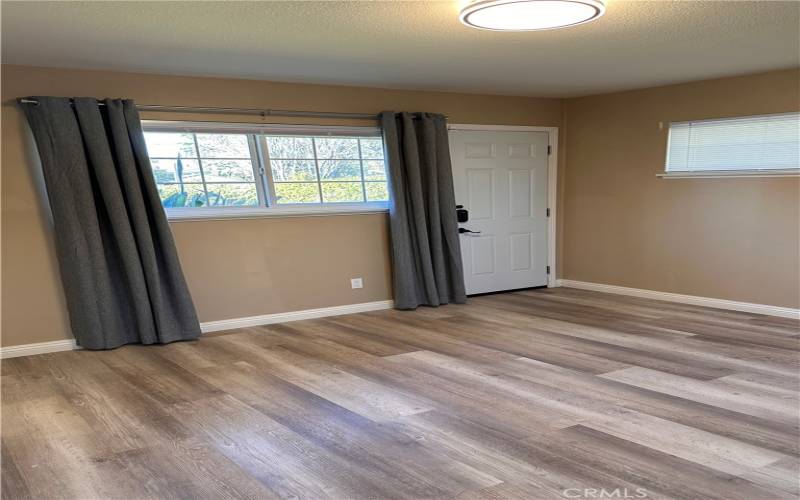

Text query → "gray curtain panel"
[21,96,201,349]
[380,112,467,309]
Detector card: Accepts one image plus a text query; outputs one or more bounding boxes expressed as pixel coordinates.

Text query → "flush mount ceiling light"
[460,0,606,31]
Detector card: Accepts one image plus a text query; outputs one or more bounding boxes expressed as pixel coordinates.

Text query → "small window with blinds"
[664,112,800,177]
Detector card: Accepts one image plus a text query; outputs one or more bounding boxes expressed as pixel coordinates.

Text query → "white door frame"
[447,124,559,288]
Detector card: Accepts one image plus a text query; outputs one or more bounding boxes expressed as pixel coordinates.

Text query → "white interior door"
[449,129,550,295]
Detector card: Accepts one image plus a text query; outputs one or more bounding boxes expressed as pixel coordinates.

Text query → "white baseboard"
[199,300,394,333]
[0,339,78,359]
[0,300,395,359]
[557,279,800,319]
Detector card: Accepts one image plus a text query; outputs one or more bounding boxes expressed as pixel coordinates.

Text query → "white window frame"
[658,112,800,179]
[142,120,389,220]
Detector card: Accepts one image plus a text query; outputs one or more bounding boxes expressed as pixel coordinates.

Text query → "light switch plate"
[350,278,363,289]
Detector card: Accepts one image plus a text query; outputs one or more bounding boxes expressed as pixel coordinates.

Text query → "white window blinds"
[665,112,800,173]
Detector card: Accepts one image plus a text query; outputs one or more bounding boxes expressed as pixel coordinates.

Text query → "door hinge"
[546,265,551,275]
[546,208,550,217]
[547,145,552,155]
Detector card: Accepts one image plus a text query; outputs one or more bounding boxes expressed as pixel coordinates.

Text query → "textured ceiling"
[2,1,798,97]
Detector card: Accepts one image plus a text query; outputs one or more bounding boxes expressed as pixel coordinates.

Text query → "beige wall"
[562,69,800,308]
[1,64,563,347]
[4,64,798,349]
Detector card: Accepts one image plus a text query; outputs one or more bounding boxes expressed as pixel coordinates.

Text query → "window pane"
[149,158,202,183]
[146,129,388,210]
[144,132,197,158]
[315,137,359,159]
[196,134,251,158]
[157,183,207,207]
[318,160,362,181]
[267,136,314,159]
[205,183,259,206]
[202,160,255,182]
[360,138,385,159]
[270,160,317,181]
[364,160,386,180]
[366,181,389,202]
[275,183,321,203]
[666,113,800,172]
[321,182,364,202]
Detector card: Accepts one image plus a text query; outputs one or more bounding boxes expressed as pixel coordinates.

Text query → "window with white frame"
[142,123,389,211]
[266,135,388,204]
[664,112,800,176]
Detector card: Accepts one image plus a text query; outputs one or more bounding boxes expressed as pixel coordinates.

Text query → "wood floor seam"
[2,288,798,500]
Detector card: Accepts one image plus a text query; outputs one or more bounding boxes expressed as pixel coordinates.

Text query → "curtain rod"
[16,98,382,120]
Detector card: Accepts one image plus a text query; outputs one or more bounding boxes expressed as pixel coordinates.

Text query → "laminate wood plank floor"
[2,288,798,500]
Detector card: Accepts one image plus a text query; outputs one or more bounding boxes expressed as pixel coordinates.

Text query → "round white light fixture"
[460,0,606,31]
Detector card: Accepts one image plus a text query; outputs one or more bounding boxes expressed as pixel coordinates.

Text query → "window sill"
[165,203,389,221]
[657,169,800,179]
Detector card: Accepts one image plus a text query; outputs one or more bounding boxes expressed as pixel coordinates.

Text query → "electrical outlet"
[350,278,363,289]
